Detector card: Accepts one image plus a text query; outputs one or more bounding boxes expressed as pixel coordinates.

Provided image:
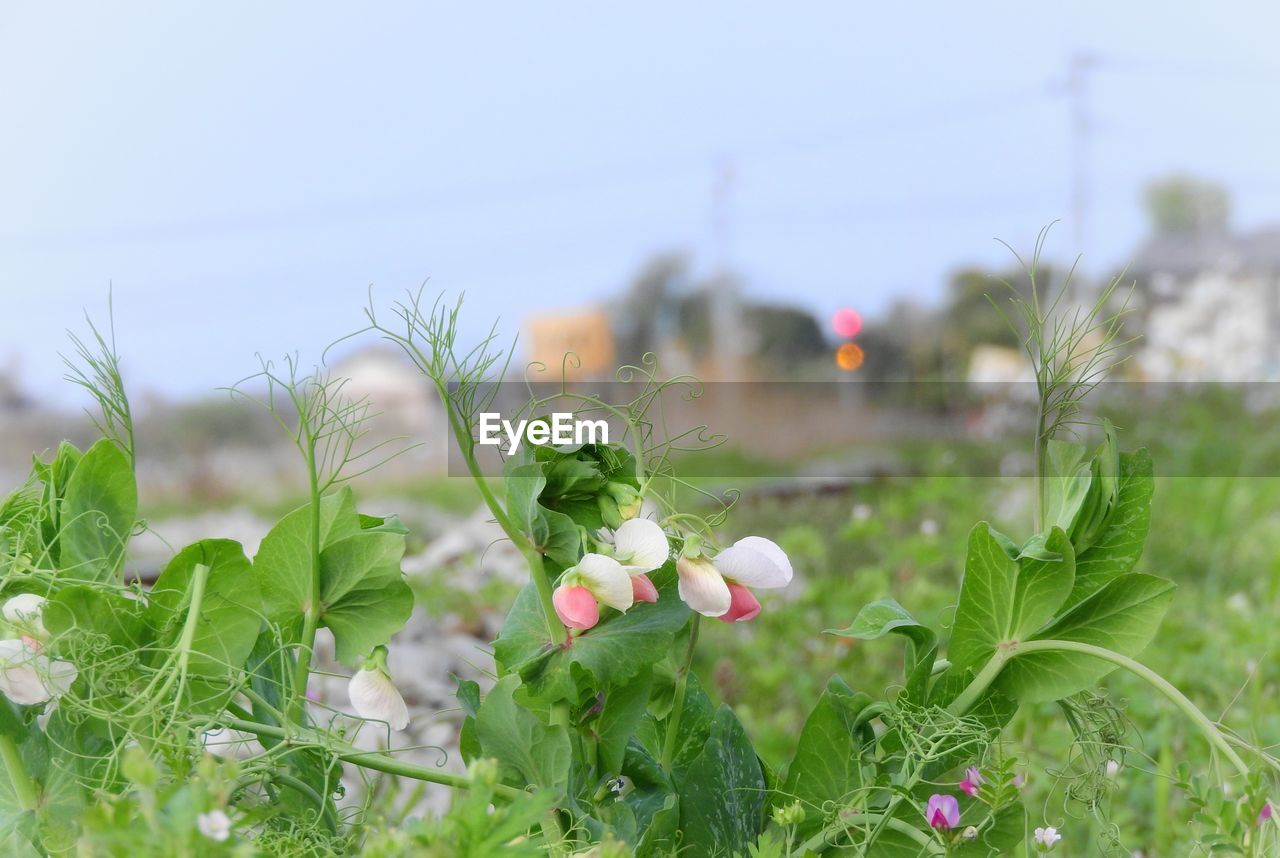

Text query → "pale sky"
[4,2,1280,404]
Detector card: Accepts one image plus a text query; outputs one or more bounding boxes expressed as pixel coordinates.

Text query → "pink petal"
[676,557,731,617]
[553,584,599,630]
[718,582,761,623]
[631,573,659,603]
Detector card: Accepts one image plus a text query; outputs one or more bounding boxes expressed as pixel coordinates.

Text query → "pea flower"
[925,794,960,830]
[2,594,49,639]
[553,554,634,630]
[960,766,984,796]
[0,639,76,706]
[197,809,232,842]
[1033,826,1062,851]
[0,597,76,707]
[348,646,409,731]
[1104,759,1121,779]
[676,536,792,622]
[608,518,670,604]
[1260,801,1273,826]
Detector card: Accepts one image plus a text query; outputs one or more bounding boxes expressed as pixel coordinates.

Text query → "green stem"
[290,463,324,716]
[947,639,1250,777]
[221,716,525,800]
[660,614,701,772]
[147,563,210,702]
[438,383,566,645]
[798,813,943,855]
[0,734,37,812]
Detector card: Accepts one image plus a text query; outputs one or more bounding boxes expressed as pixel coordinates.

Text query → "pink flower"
[719,582,762,623]
[552,554,635,631]
[676,536,792,620]
[960,766,984,797]
[630,573,659,604]
[1260,801,1273,826]
[553,584,599,630]
[925,794,960,830]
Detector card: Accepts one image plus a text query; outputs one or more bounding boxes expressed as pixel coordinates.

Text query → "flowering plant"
[0,279,1276,856]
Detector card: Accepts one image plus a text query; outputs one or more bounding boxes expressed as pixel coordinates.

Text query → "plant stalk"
[290,460,324,715]
[660,614,701,772]
[947,639,1250,777]
[221,716,526,800]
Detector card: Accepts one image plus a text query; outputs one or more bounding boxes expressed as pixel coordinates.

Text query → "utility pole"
[1060,52,1099,265]
[707,159,745,381]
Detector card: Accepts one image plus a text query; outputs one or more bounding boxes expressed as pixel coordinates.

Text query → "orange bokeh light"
[835,342,864,371]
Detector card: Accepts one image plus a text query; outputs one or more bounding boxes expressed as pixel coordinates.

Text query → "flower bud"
[348,647,409,731]
[598,494,623,530]
[771,799,805,827]
[962,826,979,840]
[605,483,643,522]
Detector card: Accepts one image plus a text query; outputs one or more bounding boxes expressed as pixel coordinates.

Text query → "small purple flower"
[925,794,960,830]
[960,766,984,797]
[1260,801,1273,826]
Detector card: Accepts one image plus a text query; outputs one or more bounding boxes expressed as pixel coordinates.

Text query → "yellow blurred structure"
[524,308,617,379]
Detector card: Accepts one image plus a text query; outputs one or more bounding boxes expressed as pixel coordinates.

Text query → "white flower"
[676,536,792,619]
[1034,826,1062,851]
[0,639,76,706]
[197,809,232,842]
[1104,759,1121,779]
[2,594,48,639]
[610,519,670,575]
[919,518,939,537]
[571,554,634,612]
[348,648,409,731]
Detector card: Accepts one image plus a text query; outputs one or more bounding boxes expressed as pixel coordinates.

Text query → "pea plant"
[0,283,1276,857]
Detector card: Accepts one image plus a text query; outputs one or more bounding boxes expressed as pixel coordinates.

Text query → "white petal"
[2,595,47,637]
[44,659,77,697]
[348,668,409,731]
[676,557,731,617]
[575,554,634,612]
[612,519,670,573]
[0,639,70,706]
[713,536,793,589]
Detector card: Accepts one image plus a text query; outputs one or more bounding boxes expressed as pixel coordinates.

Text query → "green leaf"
[254,488,412,665]
[57,439,136,582]
[677,705,766,855]
[495,565,690,703]
[826,598,937,702]
[45,587,150,652]
[778,677,874,837]
[148,539,261,678]
[948,524,1075,676]
[503,461,547,539]
[1069,449,1154,605]
[475,675,571,793]
[595,669,655,776]
[998,572,1176,703]
[1043,439,1091,535]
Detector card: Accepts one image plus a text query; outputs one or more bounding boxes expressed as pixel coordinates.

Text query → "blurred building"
[1130,228,1280,381]
[523,307,617,380]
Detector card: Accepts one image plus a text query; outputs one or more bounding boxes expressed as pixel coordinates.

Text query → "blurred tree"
[745,303,826,369]
[1144,174,1230,237]
[612,254,688,366]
